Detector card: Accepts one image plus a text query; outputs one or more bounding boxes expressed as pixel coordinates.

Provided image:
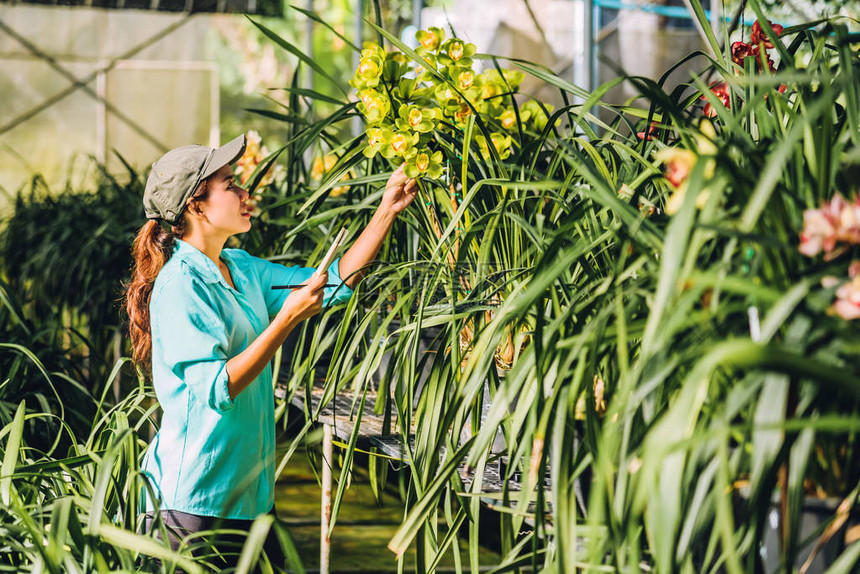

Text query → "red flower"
[636,121,659,141]
[702,82,731,118]
[732,20,783,77]
[733,40,779,73]
[731,41,757,67]
[659,149,697,189]
[762,51,777,73]
[751,20,783,49]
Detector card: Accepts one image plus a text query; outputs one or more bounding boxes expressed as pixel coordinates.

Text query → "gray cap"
[143,134,247,225]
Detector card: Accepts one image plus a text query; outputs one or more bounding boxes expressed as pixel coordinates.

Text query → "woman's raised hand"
[334,165,417,290]
[380,164,418,215]
[279,272,328,323]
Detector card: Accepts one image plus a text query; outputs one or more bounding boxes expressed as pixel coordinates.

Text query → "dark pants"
[141,508,287,572]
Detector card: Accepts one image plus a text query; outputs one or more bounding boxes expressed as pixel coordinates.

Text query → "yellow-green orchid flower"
[404,149,444,179]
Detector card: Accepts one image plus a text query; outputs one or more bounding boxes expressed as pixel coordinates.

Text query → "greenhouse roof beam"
[0,0,281,16]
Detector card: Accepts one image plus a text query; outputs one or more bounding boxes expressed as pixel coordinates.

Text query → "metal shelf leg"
[320,423,333,574]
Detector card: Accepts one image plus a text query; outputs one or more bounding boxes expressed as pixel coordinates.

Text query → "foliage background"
[1,0,860,572]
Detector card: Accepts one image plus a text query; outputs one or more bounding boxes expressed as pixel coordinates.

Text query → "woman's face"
[193,164,252,237]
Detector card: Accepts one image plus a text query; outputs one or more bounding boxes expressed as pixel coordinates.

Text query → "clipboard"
[271,227,349,289]
[314,227,348,278]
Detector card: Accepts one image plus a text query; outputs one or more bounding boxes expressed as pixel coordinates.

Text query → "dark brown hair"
[124,181,208,371]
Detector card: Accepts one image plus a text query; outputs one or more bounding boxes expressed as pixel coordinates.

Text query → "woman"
[125,134,417,567]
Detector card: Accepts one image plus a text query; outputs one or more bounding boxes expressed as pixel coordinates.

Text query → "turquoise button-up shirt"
[141,239,353,519]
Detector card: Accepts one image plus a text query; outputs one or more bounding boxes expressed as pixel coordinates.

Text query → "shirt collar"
[173,239,226,285]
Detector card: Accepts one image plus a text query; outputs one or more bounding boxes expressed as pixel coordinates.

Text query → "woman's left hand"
[380,165,419,215]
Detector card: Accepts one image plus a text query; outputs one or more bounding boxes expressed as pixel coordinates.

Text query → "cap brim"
[200,134,247,180]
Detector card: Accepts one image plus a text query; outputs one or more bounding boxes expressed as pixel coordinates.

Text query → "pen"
[271,284,339,290]
[272,229,349,290]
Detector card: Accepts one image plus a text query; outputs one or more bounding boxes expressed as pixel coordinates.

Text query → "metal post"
[96,65,107,165]
[305,0,314,90]
[304,0,315,167]
[582,0,593,94]
[681,0,716,57]
[413,0,422,31]
[709,0,721,45]
[320,423,333,574]
[354,0,364,56]
[112,331,121,403]
[209,62,220,148]
[352,0,365,136]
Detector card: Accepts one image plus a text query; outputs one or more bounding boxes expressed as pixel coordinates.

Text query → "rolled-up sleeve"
[248,256,354,317]
[323,258,355,306]
[151,277,234,413]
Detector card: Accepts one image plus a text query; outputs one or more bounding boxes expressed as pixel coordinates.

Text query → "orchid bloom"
[236,131,281,217]
[457,70,475,90]
[310,153,351,197]
[522,100,553,131]
[822,262,860,321]
[732,40,778,73]
[476,132,513,160]
[380,130,418,159]
[799,205,840,258]
[637,121,659,141]
[731,20,783,74]
[480,81,499,101]
[404,149,444,179]
[656,120,718,214]
[416,27,444,52]
[362,126,390,158]
[731,41,759,67]
[702,82,731,118]
[349,45,386,90]
[832,275,860,320]
[357,57,380,79]
[658,149,697,190]
[498,108,517,130]
[751,20,783,49]
[437,38,476,68]
[799,194,860,260]
[454,102,473,124]
[448,41,464,61]
[396,104,435,133]
[357,89,390,123]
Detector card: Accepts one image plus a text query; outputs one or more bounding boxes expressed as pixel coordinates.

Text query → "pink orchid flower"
[799,194,860,260]
[832,274,860,320]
